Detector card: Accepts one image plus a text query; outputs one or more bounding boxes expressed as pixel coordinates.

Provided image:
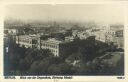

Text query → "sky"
[5,4,125,24]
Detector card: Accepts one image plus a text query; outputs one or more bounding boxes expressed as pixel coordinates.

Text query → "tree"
[9,53,20,70]
[65,52,81,64]
[58,63,73,75]
[28,60,41,75]
[47,64,61,75]
[19,59,29,71]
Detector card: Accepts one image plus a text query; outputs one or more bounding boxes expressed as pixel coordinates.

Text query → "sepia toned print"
[4,4,124,76]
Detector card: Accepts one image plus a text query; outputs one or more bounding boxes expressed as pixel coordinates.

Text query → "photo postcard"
[0,0,128,82]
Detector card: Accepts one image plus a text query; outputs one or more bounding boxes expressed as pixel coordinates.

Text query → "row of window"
[41,47,58,56]
[51,49,58,56]
[17,39,37,44]
[18,39,32,44]
[106,31,115,34]
[42,43,58,49]
[51,49,58,53]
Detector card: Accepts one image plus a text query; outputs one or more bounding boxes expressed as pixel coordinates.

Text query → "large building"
[40,38,77,56]
[40,38,61,56]
[16,35,38,48]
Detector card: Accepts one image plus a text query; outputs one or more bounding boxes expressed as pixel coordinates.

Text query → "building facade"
[40,38,77,56]
[40,38,61,56]
[16,35,38,48]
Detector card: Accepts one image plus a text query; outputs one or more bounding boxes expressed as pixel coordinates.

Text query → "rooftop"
[18,34,38,39]
[41,38,63,44]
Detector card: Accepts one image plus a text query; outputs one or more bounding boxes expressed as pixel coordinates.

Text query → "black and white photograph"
[4,4,124,76]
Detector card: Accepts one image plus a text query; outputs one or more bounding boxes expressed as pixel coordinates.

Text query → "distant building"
[72,30,90,40]
[88,24,124,49]
[105,30,116,43]
[110,25,124,31]
[91,31,106,42]
[77,31,90,40]
[113,37,124,49]
[115,30,123,37]
[16,35,38,48]
[65,36,74,42]
[105,29,124,49]
[4,29,18,35]
[72,30,79,37]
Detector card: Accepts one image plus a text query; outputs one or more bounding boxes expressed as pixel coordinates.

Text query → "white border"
[0,0,128,82]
